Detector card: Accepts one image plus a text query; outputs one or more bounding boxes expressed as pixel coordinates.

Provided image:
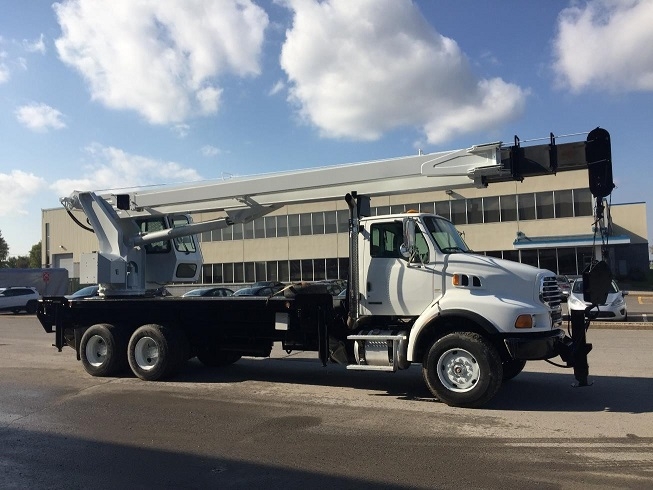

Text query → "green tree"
[6,256,30,268]
[29,241,42,268]
[0,230,8,266]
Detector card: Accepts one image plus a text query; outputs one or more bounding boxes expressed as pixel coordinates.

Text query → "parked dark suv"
[0,287,40,314]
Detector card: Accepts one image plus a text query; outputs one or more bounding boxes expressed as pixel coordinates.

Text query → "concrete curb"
[587,322,653,330]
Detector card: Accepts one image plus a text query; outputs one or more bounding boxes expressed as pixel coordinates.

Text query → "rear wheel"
[422,332,503,408]
[80,323,127,377]
[25,300,38,314]
[127,324,183,381]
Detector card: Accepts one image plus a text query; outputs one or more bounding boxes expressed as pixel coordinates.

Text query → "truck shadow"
[170,358,653,414]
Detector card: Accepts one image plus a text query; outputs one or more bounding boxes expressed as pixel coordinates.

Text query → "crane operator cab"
[136,214,202,286]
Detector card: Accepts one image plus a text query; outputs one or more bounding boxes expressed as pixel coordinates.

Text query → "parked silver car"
[0,287,40,314]
[567,278,628,321]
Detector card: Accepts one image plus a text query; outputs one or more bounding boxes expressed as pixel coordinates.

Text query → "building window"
[243,221,254,240]
[299,213,312,235]
[301,259,314,281]
[312,212,325,234]
[483,196,500,223]
[223,263,234,283]
[202,264,213,284]
[520,249,538,267]
[376,206,390,216]
[314,259,326,280]
[290,260,301,281]
[232,223,244,240]
[518,194,536,221]
[277,215,288,237]
[244,262,255,282]
[255,262,266,282]
[253,218,265,239]
[574,188,593,216]
[536,192,554,219]
[558,248,577,275]
[555,189,573,218]
[288,215,300,236]
[339,258,349,279]
[467,198,483,224]
[539,248,557,273]
[279,261,290,282]
[326,258,339,279]
[337,210,349,233]
[267,261,278,282]
[435,201,450,220]
[500,195,517,222]
[234,263,244,283]
[450,200,466,225]
[325,211,337,234]
[265,216,276,238]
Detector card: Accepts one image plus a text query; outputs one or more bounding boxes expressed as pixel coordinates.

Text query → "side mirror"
[622,290,629,296]
[400,218,416,259]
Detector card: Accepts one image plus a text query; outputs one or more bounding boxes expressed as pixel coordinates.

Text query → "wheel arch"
[408,309,504,363]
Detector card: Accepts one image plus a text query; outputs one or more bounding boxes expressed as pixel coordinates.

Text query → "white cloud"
[553,0,653,92]
[0,50,9,83]
[53,0,269,124]
[171,123,191,138]
[279,0,527,144]
[0,170,48,216]
[15,103,67,132]
[23,34,46,54]
[269,79,285,96]
[201,145,221,157]
[51,144,203,197]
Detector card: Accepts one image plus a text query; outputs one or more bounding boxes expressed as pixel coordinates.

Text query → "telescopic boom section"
[60,129,609,296]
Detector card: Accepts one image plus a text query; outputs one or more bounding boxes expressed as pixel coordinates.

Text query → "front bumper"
[503,328,581,362]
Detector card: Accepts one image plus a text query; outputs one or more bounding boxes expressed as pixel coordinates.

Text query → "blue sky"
[1,0,652,256]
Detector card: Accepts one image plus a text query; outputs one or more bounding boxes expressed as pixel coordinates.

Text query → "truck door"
[360,220,437,316]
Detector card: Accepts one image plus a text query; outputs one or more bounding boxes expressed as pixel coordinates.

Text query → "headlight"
[611,296,625,306]
[568,296,585,307]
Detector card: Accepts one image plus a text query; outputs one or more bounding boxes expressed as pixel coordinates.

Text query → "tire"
[25,300,38,314]
[502,359,527,381]
[196,345,242,367]
[80,323,127,377]
[422,332,503,408]
[127,324,181,381]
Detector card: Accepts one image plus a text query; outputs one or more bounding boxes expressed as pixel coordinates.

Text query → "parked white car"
[0,287,40,314]
[567,279,628,321]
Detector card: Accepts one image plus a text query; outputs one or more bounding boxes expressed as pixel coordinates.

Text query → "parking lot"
[1,314,652,488]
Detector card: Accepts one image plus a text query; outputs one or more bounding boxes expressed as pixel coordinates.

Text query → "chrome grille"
[541,275,562,325]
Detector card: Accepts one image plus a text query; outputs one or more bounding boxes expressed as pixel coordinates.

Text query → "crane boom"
[61,129,609,296]
[64,136,588,218]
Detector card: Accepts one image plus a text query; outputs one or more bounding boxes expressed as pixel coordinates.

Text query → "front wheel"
[422,332,503,408]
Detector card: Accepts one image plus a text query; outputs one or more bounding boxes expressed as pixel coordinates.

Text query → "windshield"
[422,216,470,253]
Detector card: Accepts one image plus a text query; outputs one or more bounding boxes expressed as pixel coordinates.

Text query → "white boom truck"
[37,128,613,407]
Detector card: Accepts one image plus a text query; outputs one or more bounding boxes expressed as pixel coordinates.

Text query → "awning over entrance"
[513,234,631,250]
